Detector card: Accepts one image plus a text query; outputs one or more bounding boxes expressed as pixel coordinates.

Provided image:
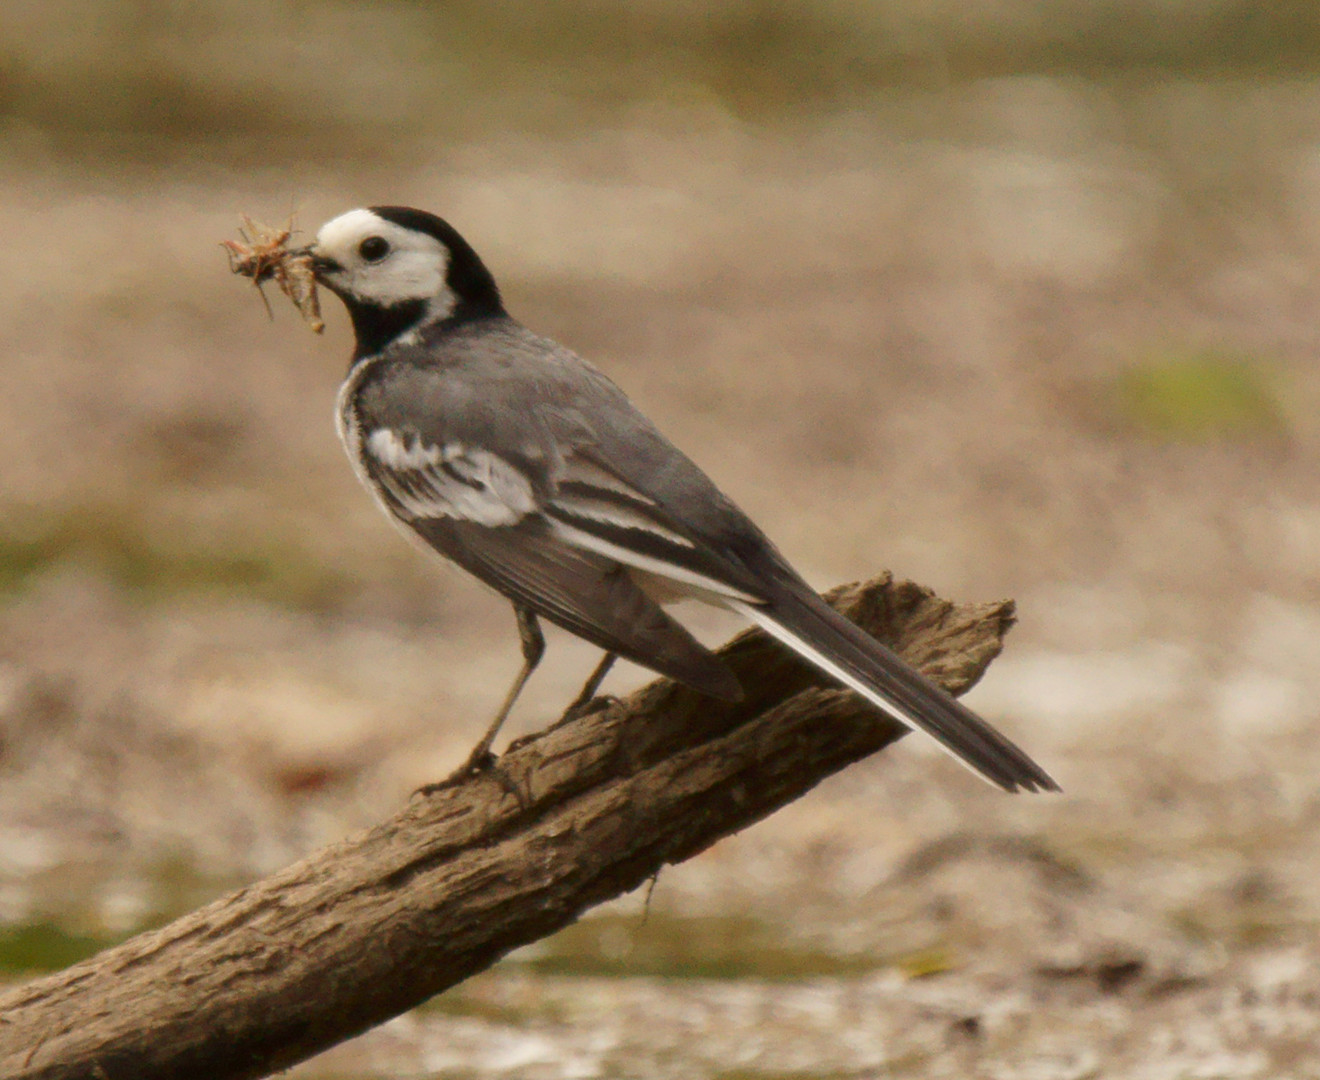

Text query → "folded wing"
[360,426,741,701]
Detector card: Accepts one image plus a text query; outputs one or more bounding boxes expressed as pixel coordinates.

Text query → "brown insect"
[222,215,324,333]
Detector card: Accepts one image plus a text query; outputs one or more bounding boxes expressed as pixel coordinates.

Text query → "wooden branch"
[0,574,1015,1080]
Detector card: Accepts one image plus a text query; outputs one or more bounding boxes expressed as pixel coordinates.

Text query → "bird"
[297,205,1059,793]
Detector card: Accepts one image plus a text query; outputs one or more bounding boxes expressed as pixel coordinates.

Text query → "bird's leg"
[425,607,543,792]
[559,651,618,722]
[454,607,545,778]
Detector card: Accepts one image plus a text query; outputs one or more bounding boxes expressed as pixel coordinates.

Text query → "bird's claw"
[413,747,529,809]
[412,747,497,798]
[559,693,621,725]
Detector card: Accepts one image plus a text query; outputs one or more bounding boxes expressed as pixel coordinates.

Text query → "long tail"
[727,586,1059,793]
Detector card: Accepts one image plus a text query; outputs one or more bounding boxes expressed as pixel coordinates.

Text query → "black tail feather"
[739,583,1059,793]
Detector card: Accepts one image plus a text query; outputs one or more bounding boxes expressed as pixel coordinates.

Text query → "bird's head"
[307,206,503,357]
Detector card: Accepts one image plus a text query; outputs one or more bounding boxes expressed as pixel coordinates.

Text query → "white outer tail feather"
[553,510,1031,790]
[726,599,1001,787]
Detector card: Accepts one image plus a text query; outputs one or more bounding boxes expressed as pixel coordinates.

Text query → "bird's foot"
[414,746,529,809]
[413,746,498,797]
[558,693,621,725]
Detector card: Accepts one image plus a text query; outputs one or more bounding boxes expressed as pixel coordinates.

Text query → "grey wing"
[352,393,741,701]
[412,516,741,701]
[356,320,788,603]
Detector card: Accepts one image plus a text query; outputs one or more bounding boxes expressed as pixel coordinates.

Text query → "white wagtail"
[297,206,1058,793]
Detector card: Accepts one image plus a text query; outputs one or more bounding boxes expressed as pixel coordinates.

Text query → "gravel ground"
[4,60,1320,1077]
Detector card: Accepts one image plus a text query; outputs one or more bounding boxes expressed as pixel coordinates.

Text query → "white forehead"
[315,208,444,258]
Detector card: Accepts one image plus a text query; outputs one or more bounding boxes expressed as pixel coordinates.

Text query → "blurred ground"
[4,1,1320,1076]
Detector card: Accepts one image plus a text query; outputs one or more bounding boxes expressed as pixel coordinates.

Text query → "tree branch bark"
[0,574,1016,1080]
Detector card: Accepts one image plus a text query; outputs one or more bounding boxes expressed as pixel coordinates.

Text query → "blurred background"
[4,1,1320,1075]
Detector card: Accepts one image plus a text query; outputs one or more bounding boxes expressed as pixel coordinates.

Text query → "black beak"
[294,247,342,279]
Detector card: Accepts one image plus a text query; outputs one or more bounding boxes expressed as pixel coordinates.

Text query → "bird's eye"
[359,236,390,262]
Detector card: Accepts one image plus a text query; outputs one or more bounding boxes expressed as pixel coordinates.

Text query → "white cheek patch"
[315,209,454,311]
[362,248,451,309]
[364,428,537,527]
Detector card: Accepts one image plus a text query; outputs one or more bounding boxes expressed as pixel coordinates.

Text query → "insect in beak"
[224,216,325,333]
